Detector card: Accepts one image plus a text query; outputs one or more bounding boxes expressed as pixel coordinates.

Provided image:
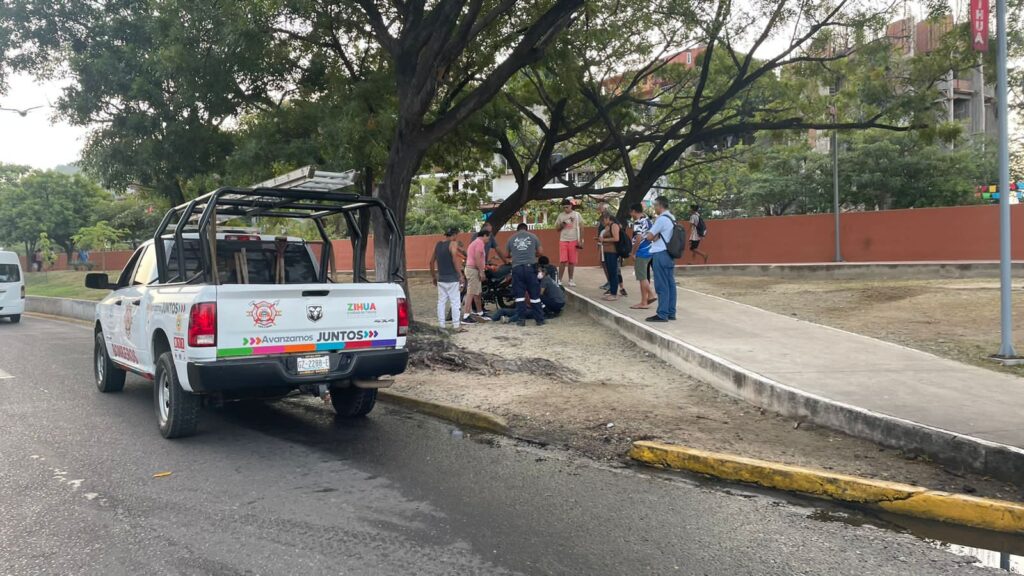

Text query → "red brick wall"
[23,205,1023,272]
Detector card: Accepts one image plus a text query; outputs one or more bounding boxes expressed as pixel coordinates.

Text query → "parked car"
[0,250,25,323]
[85,170,409,438]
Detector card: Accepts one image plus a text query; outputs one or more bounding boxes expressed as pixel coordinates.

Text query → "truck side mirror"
[85,273,114,290]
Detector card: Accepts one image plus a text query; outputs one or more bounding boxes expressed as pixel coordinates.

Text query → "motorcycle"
[462,264,514,312]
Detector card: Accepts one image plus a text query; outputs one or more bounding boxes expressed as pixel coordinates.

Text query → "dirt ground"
[683,276,1024,377]
[397,278,1023,502]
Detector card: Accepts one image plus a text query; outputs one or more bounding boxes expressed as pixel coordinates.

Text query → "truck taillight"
[188,302,217,347]
[397,298,409,337]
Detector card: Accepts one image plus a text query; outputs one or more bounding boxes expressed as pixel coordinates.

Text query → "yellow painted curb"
[630,440,1024,535]
[378,390,510,435]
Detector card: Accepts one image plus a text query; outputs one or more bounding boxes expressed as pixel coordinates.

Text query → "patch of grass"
[25,271,107,301]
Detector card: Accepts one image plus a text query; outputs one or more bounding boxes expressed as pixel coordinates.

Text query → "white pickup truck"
[85,175,409,438]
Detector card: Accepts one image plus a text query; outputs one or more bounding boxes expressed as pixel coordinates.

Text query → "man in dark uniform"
[505,223,545,326]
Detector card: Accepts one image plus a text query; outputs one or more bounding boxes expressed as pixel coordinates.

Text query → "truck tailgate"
[215,284,402,359]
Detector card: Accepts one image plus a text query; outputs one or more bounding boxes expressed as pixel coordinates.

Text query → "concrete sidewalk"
[565,266,1024,482]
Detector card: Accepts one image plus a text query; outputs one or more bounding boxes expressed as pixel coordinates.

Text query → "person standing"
[645,196,676,322]
[688,204,709,264]
[32,248,42,272]
[461,229,490,324]
[629,203,655,310]
[429,227,466,332]
[554,199,582,287]
[505,223,545,326]
[598,213,623,302]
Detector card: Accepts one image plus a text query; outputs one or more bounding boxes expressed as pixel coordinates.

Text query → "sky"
[0,73,88,169]
[0,1,1019,171]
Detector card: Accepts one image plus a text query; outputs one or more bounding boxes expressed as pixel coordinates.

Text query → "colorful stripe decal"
[217,339,398,359]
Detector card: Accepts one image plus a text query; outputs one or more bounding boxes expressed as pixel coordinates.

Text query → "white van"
[0,251,25,323]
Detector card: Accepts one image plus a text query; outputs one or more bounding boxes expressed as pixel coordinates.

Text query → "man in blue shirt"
[644,196,676,322]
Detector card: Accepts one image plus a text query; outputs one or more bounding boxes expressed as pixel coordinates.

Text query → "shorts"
[559,241,579,265]
[465,268,482,295]
[634,256,652,281]
[690,240,702,251]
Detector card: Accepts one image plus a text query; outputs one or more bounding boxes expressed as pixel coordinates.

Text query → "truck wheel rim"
[158,371,170,423]
[95,343,104,383]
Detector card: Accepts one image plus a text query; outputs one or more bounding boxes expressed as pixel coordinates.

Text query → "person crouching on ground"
[430,226,467,332]
[505,223,545,326]
[598,213,623,301]
[537,256,565,317]
[629,203,656,310]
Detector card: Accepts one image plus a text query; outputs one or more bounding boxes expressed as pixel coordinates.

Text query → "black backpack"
[696,215,707,237]
[614,222,632,258]
[663,216,687,259]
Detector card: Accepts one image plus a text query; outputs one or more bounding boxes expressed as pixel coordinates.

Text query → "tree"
[0,170,110,258]
[97,193,170,249]
[405,188,482,236]
[72,221,125,251]
[5,0,291,203]
[35,232,57,271]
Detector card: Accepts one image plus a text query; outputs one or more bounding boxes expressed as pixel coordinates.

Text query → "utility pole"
[830,83,843,263]
[991,0,1019,361]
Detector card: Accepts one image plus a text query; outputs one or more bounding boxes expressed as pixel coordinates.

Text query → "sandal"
[454,327,469,333]
[630,304,649,309]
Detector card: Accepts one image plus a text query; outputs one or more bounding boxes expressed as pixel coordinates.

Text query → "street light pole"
[994,0,1017,360]
[830,85,843,263]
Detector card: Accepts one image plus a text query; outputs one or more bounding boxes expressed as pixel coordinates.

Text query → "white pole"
[995,0,1017,359]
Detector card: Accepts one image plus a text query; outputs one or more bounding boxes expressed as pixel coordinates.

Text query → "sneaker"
[462,315,478,324]
[535,317,545,326]
[619,288,628,297]
[600,283,609,291]
[645,315,668,323]
[473,314,492,322]
[568,280,577,288]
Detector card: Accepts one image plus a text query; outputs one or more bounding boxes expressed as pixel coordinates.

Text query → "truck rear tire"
[94,331,126,393]
[9,314,20,324]
[154,352,200,438]
[330,386,377,418]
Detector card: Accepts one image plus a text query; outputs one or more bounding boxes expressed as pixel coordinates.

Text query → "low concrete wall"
[678,261,1024,280]
[26,296,98,323]
[565,289,1024,484]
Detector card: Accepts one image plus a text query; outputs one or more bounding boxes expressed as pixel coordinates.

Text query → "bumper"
[0,300,25,316]
[186,348,408,393]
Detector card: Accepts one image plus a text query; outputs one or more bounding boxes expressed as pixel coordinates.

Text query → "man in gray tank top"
[430,227,465,331]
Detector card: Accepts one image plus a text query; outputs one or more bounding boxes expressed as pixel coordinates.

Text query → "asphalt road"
[0,315,1000,575]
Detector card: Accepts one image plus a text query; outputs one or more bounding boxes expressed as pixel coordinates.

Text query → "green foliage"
[405,189,482,236]
[96,193,169,248]
[35,232,57,268]
[72,221,125,251]
[0,170,110,255]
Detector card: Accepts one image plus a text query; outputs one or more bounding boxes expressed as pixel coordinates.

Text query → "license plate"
[297,355,330,375]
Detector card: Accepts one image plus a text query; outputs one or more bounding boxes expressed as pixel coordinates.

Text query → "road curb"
[23,311,94,327]
[378,390,510,435]
[565,288,1024,484]
[629,440,1024,535]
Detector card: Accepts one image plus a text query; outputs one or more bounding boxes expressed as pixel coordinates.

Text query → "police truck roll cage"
[151,169,403,285]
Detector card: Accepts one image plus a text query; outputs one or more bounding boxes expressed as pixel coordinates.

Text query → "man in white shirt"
[644,196,676,322]
[554,199,582,287]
